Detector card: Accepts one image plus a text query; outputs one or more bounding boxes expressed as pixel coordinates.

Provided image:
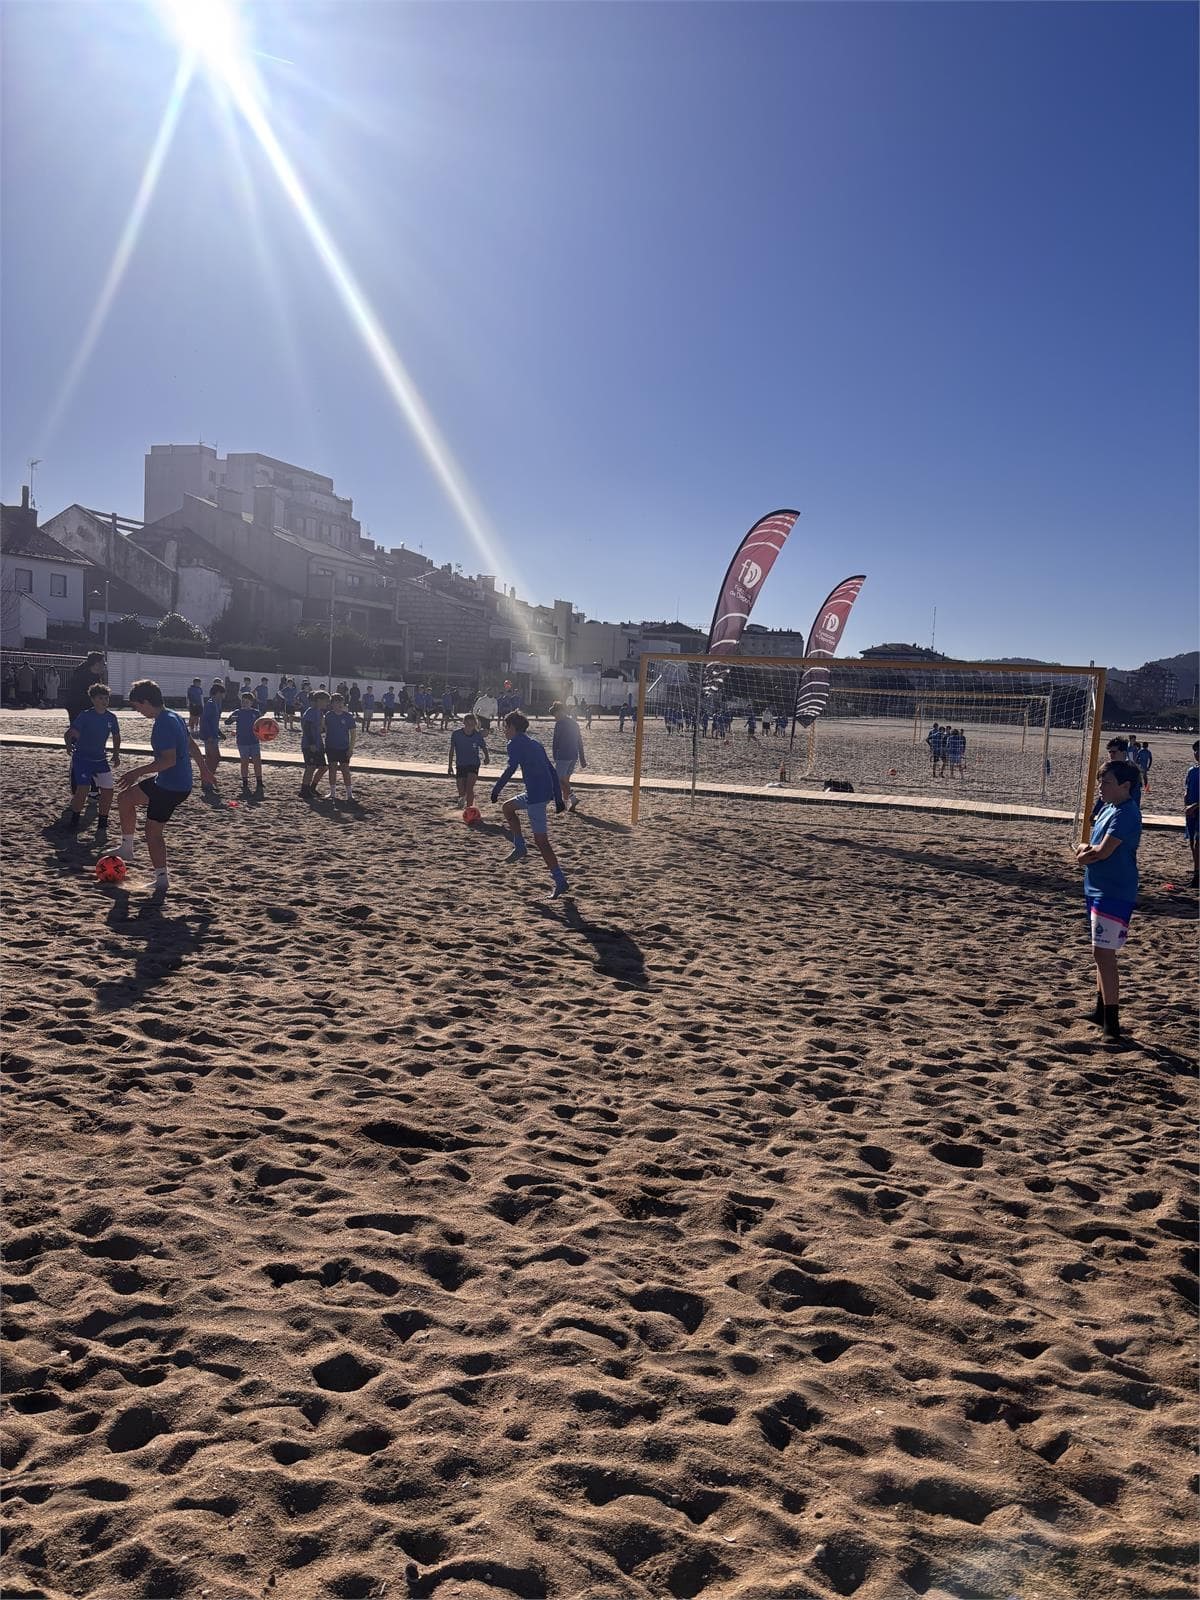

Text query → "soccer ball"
[254,716,280,742]
[95,854,127,884]
[888,768,898,777]
[463,806,481,824]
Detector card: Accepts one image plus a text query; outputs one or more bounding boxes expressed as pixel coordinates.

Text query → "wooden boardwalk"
[3,733,1184,830]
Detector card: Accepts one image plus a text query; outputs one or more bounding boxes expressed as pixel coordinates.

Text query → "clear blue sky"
[3,1,1196,667]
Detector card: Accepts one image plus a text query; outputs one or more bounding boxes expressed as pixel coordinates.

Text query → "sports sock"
[1089,994,1104,1025]
[1102,1005,1120,1040]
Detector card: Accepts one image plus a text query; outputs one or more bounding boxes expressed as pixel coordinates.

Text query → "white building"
[1,491,88,640]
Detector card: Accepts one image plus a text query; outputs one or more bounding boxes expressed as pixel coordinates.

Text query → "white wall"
[1,554,86,625]
[175,565,233,632]
[105,650,231,703]
[1,588,49,643]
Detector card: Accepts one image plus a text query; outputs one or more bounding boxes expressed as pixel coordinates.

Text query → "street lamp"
[435,636,450,688]
[90,583,110,652]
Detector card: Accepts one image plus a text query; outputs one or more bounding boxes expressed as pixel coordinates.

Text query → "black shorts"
[302,744,326,765]
[456,766,479,780]
[326,748,351,766]
[139,778,190,823]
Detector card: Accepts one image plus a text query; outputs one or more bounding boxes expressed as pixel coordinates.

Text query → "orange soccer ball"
[95,854,127,884]
[888,768,898,777]
[462,806,482,824]
[254,716,280,742]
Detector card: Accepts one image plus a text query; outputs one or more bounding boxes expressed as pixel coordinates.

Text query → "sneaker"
[95,818,108,837]
[299,785,312,799]
[63,813,81,832]
[102,840,136,863]
[505,845,528,864]
[549,879,569,899]
[568,799,579,813]
[151,871,169,896]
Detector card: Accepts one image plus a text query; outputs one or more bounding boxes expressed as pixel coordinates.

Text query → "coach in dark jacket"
[64,651,107,725]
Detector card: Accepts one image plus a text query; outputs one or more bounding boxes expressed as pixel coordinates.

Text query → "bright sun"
[157,0,249,88]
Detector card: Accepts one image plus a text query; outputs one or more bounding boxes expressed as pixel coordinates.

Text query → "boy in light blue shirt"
[300,692,330,799]
[225,691,265,793]
[323,694,357,803]
[198,681,225,793]
[1075,759,1143,1043]
[490,712,568,897]
[64,683,121,837]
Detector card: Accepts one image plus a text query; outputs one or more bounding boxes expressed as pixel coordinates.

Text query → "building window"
[347,573,361,587]
[14,568,32,593]
[50,573,68,596]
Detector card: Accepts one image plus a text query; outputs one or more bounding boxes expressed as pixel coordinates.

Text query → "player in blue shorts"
[1185,740,1199,889]
[63,682,121,838]
[448,713,490,811]
[1074,758,1142,1042]
[490,711,568,898]
[109,679,211,894]
[225,691,265,793]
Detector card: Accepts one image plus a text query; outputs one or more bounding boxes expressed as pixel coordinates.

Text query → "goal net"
[631,654,1103,827]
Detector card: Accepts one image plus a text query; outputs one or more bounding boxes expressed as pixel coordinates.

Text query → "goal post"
[630,654,1106,834]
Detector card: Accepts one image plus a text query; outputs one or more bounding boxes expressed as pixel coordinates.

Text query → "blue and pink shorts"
[1085,895,1134,952]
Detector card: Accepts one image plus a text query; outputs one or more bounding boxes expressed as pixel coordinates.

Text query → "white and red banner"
[794,574,866,724]
[706,509,800,654]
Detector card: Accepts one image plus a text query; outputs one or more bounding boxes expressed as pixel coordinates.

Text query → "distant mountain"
[1144,650,1198,683]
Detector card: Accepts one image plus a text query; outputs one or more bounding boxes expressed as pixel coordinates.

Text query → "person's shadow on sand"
[535,899,648,987]
[95,890,214,1009]
[571,810,633,835]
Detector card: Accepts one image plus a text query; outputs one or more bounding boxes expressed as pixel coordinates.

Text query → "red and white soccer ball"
[95,854,127,884]
[463,806,482,825]
[254,716,280,742]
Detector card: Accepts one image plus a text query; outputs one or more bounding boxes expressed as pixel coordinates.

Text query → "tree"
[108,615,149,650]
[154,612,209,647]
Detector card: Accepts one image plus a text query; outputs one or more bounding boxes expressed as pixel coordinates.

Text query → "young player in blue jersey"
[108,680,211,894]
[63,682,121,838]
[361,686,376,734]
[1074,759,1143,1042]
[490,711,568,897]
[1185,740,1199,889]
[300,691,330,799]
[198,681,225,793]
[324,693,357,803]
[186,677,204,733]
[225,691,265,793]
[281,678,298,731]
[549,701,587,813]
[255,677,271,713]
[381,687,397,732]
[946,728,966,778]
[448,713,490,811]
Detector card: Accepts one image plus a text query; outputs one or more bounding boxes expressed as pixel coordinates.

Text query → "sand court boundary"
[3,731,1184,830]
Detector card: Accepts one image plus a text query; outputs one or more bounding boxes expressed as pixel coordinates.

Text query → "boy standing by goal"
[1074,759,1142,1043]
[549,700,586,813]
[491,711,568,898]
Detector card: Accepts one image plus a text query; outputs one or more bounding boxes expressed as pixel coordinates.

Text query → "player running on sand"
[490,712,568,898]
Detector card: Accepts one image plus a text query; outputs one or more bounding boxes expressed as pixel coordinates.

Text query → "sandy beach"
[2,745,1196,1600]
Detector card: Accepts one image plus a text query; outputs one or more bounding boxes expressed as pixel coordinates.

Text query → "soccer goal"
[630,654,1106,829]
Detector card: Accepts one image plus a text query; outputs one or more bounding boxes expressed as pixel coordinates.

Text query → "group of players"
[61,675,590,901]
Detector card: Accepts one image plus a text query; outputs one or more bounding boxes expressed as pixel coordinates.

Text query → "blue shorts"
[237,744,261,760]
[1187,821,1198,843]
[511,793,549,834]
[70,754,113,789]
[555,758,577,781]
[1085,895,1134,952]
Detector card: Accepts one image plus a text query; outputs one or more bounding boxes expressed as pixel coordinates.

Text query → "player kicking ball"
[490,712,569,898]
[106,679,211,895]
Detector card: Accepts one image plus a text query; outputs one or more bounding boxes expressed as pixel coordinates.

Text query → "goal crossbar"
[631,653,1107,834]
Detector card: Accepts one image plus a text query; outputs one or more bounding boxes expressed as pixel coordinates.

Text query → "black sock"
[1090,994,1104,1024]
[1103,1004,1120,1039]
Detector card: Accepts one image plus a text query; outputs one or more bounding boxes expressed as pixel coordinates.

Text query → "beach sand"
[2,745,1196,1600]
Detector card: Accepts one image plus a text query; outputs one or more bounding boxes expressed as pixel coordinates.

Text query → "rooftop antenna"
[930,605,937,653]
[27,458,41,507]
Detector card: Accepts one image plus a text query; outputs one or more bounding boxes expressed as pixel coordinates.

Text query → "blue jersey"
[450,728,488,770]
[552,718,585,763]
[71,707,119,763]
[186,683,204,707]
[1185,764,1199,820]
[282,683,297,708]
[324,710,355,752]
[382,691,396,710]
[362,692,375,712]
[199,697,223,741]
[1133,747,1152,774]
[151,709,192,793]
[227,707,261,748]
[1085,799,1141,902]
[301,705,325,748]
[492,732,561,807]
